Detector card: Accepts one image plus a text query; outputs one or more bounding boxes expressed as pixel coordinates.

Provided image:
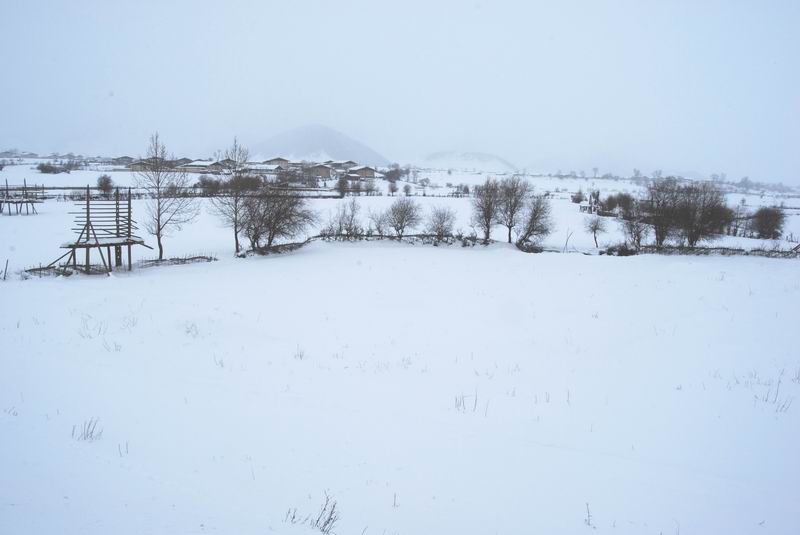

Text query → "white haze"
[1,0,798,183]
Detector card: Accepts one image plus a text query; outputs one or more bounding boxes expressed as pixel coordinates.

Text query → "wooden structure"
[46,186,150,274]
[1,179,43,215]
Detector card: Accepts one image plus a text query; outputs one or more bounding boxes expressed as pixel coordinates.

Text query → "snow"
[250,125,390,167]
[2,191,797,276]
[2,164,800,534]
[1,241,799,534]
[420,151,518,173]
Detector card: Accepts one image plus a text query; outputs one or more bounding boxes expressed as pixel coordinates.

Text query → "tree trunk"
[157,233,164,260]
[507,226,512,243]
[234,222,240,253]
[593,232,598,248]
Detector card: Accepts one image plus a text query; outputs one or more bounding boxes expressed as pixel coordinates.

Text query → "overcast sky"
[1,0,798,182]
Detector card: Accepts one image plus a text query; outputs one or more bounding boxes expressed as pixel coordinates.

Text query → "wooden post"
[127,188,133,271]
[115,189,122,267]
[85,186,90,273]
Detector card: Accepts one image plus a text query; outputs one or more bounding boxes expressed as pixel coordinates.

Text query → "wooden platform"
[40,186,151,275]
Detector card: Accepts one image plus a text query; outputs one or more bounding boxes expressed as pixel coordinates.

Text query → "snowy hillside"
[251,125,390,166]
[421,151,518,173]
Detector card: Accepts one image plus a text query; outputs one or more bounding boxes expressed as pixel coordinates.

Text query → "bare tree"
[386,197,421,237]
[674,181,730,247]
[620,201,650,250]
[403,183,412,196]
[388,181,399,196]
[220,137,249,177]
[210,138,259,253]
[584,214,607,248]
[324,197,362,237]
[241,189,316,251]
[645,176,680,247]
[471,178,500,242]
[426,205,457,240]
[135,133,198,260]
[516,195,553,249]
[496,176,531,243]
[368,208,389,236]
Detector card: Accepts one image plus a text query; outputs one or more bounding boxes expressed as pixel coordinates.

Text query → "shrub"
[516,195,554,248]
[386,197,421,237]
[752,207,785,239]
[97,174,114,196]
[571,189,585,203]
[426,206,456,240]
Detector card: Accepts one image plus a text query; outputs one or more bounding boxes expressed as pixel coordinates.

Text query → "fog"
[1,0,798,183]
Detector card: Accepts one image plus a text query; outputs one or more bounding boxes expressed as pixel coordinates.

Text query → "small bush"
[37,163,66,174]
[604,244,637,256]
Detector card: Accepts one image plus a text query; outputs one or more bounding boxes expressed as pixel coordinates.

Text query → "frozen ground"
[1,167,800,534]
[0,243,798,534]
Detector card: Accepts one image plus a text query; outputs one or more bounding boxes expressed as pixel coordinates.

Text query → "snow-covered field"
[1,241,799,534]
[2,164,800,534]
[1,193,798,276]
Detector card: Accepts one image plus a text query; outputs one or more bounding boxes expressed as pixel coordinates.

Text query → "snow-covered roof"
[245,164,283,172]
[179,160,218,168]
[350,165,374,171]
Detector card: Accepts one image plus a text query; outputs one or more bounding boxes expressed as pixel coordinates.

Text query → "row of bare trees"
[471,176,554,248]
[645,178,740,248]
[593,177,786,250]
[207,138,318,253]
[134,135,317,258]
[322,196,459,240]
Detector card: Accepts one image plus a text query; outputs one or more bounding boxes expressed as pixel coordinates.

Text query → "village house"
[326,160,358,171]
[348,165,377,179]
[177,160,224,174]
[264,157,290,167]
[111,156,135,166]
[127,157,164,171]
[304,163,333,180]
[172,157,193,167]
[243,163,284,179]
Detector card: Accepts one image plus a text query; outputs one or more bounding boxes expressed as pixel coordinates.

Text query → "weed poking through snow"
[285,491,340,534]
[72,418,103,442]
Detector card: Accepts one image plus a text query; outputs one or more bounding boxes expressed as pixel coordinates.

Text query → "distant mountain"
[251,125,389,166]
[421,151,517,173]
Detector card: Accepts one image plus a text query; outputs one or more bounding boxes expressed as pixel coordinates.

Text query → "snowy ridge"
[251,125,389,166]
[421,151,518,173]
